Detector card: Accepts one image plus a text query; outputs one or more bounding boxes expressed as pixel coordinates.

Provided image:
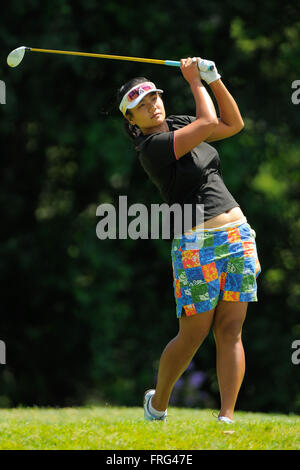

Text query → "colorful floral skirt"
[171,218,261,317]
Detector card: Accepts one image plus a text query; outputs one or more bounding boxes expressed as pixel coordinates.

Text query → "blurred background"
[0,0,299,414]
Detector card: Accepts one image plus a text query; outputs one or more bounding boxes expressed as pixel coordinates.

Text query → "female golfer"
[118,57,261,423]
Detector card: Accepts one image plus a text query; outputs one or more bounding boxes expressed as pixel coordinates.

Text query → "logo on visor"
[128,85,152,102]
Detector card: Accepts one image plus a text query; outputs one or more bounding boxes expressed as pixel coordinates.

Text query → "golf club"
[7,46,215,72]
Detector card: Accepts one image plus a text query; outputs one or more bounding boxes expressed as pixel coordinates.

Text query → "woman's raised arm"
[204,79,244,143]
[173,58,218,159]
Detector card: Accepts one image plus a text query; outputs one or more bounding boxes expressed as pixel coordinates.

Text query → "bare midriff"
[200,206,245,229]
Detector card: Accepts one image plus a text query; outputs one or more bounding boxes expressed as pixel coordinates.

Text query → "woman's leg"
[151,307,216,412]
[212,300,248,420]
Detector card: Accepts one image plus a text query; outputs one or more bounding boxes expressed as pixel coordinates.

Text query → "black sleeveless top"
[134,115,240,238]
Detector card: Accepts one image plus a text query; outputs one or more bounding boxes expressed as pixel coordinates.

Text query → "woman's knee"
[178,310,214,349]
[178,329,209,351]
[213,318,244,343]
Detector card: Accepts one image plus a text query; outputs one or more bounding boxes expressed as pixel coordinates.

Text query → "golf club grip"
[165,59,215,72]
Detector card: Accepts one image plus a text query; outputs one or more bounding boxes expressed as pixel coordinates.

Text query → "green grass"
[0,406,299,450]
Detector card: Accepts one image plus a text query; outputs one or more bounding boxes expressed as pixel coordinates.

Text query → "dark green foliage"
[0,0,299,412]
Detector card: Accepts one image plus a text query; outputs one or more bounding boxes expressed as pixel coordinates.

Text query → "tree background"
[0,0,299,413]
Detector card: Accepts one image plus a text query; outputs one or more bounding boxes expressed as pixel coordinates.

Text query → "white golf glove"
[194,57,221,84]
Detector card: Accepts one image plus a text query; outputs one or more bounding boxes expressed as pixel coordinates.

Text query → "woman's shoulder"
[134,133,154,152]
[166,115,196,128]
[134,115,197,152]
[135,129,173,155]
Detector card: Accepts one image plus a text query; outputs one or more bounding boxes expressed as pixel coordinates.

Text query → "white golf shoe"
[217,416,234,424]
[143,389,167,421]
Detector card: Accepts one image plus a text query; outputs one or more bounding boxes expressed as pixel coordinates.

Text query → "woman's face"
[126,92,166,134]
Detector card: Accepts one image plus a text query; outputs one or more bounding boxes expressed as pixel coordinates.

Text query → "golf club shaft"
[27,47,168,66]
[26,47,213,70]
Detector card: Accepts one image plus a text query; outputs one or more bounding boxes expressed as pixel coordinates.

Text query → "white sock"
[149,396,167,417]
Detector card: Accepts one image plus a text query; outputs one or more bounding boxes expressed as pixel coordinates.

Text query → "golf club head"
[7,47,26,67]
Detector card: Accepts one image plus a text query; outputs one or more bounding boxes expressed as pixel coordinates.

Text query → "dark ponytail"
[117,77,149,142]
